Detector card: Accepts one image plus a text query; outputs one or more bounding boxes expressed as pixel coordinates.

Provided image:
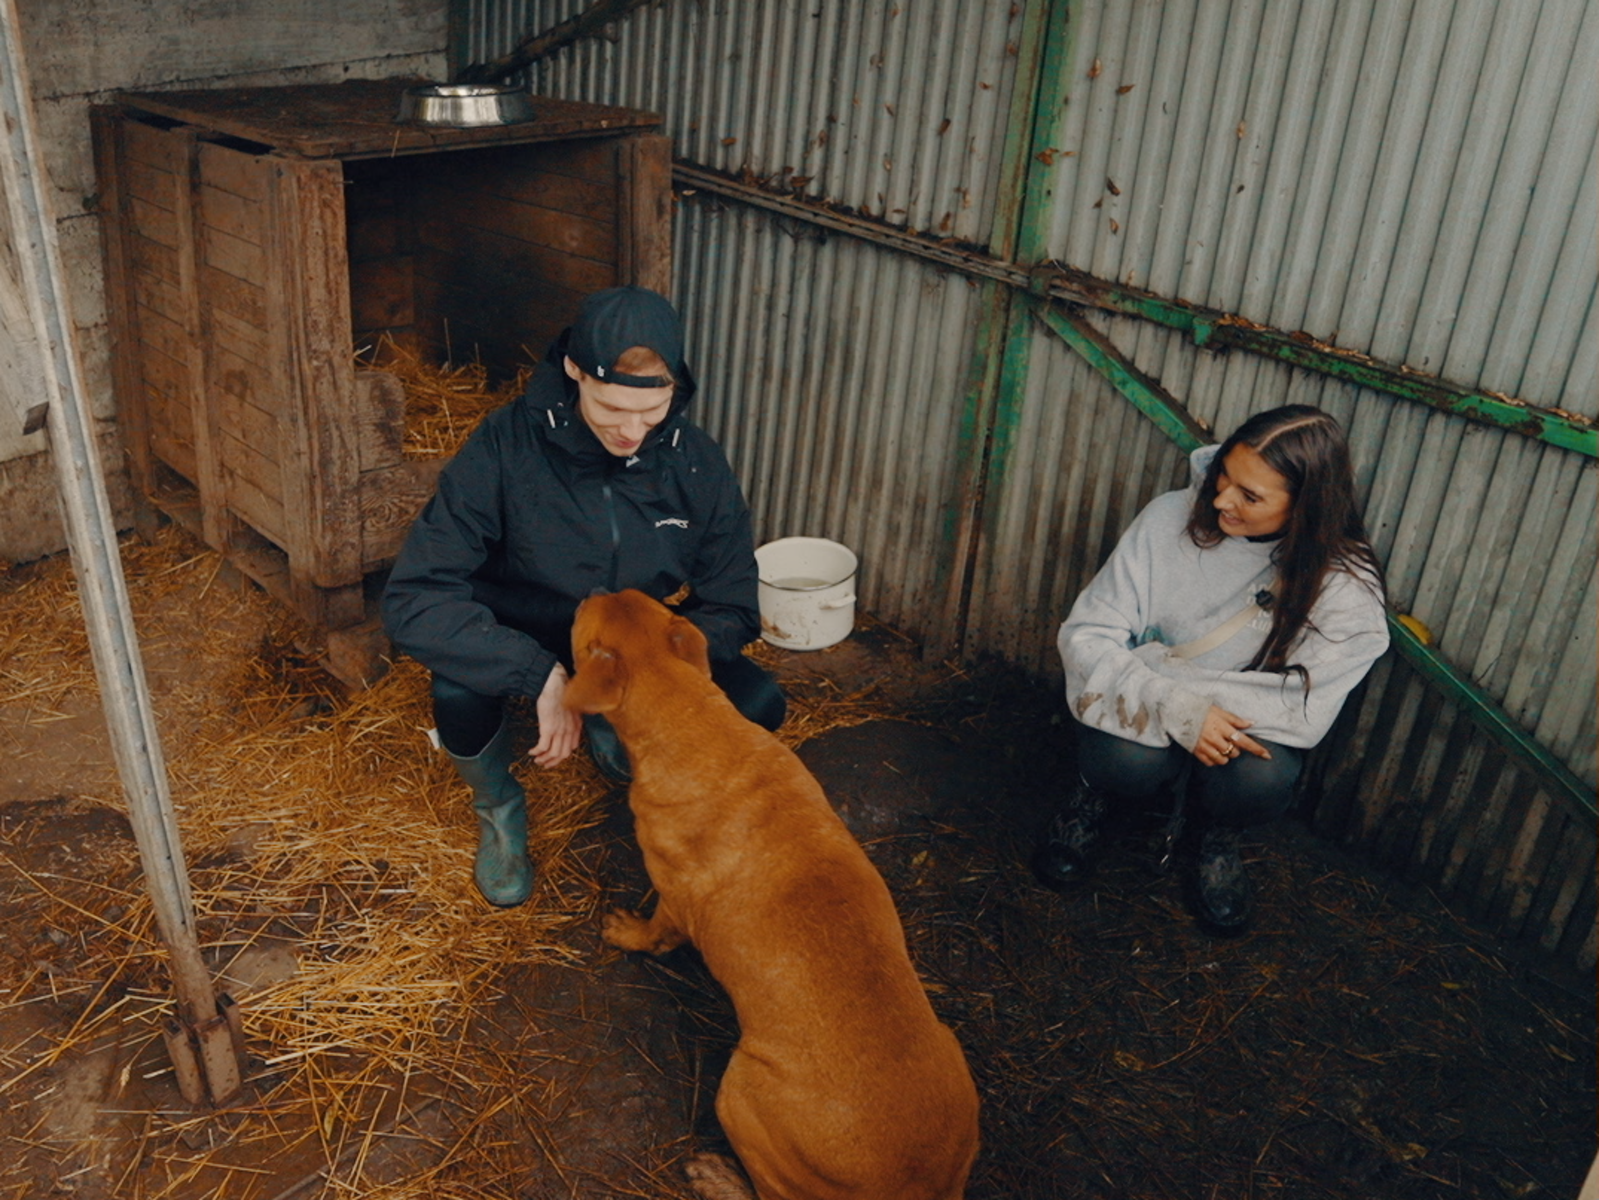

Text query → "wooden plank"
[324,618,392,690]
[128,193,179,248]
[141,345,191,422]
[1384,699,1462,879]
[444,141,619,211]
[196,135,279,569]
[130,263,185,326]
[415,180,615,263]
[214,351,282,464]
[350,257,415,333]
[142,354,197,480]
[1309,664,1390,840]
[201,222,267,283]
[128,230,179,285]
[1409,736,1489,884]
[167,125,237,554]
[199,263,268,336]
[1488,793,1560,940]
[346,201,405,262]
[1526,818,1594,957]
[198,139,270,202]
[199,183,265,247]
[359,459,445,569]
[1445,759,1521,912]
[122,113,184,173]
[412,270,577,377]
[220,432,286,542]
[354,370,406,473]
[147,419,196,477]
[274,155,364,591]
[1351,672,1426,847]
[219,423,284,501]
[415,216,613,297]
[91,107,158,526]
[113,82,661,160]
[1553,872,1595,970]
[134,303,190,368]
[617,132,672,294]
[123,156,180,211]
[208,301,271,374]
[1468,780,1544,926]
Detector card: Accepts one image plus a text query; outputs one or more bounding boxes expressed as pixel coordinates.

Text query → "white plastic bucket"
[755,537,858,650]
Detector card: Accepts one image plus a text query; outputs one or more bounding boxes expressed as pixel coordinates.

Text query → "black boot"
[1189,825,1255,934]
[1031,779,1110,890]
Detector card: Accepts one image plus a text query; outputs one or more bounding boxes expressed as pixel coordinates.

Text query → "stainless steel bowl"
[396,83,536,127]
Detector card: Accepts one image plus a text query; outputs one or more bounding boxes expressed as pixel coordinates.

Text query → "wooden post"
[0,0,241,1106]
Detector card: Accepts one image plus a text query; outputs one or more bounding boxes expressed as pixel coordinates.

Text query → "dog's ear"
[565,645,626,713]
[666,615,712,677]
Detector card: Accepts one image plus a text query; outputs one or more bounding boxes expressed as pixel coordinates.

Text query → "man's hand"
[529,664,582,768]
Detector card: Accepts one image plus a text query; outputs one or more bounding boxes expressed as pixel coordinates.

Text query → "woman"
[1036,405,1388,933]
[382,287,785,909]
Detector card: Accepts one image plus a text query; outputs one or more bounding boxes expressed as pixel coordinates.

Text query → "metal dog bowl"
[396,83,536,127]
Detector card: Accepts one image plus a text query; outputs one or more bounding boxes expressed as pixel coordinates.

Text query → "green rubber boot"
[447,721,533,907]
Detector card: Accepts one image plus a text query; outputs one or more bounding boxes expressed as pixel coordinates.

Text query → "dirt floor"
[0,526,1593,1199]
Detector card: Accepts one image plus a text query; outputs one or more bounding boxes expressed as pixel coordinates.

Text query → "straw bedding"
[0,342,892,1197]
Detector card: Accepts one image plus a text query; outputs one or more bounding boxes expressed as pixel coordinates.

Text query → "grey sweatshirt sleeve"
[1057,504,1217,751]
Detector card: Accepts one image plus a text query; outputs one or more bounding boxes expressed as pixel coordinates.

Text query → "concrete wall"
[0,0,449,564]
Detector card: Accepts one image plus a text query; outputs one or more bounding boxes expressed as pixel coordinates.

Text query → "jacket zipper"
[602,481,621,591]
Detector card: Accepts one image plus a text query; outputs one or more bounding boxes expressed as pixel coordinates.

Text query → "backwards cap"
[565,286,684,388]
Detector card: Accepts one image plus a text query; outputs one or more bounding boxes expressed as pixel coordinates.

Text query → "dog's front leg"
[602,902,689,956]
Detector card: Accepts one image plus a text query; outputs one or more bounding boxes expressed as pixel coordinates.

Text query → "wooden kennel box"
[92,81,672,684]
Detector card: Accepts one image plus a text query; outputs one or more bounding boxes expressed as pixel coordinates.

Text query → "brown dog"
[565,590,980,1200]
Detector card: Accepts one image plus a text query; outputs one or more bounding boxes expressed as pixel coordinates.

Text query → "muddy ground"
[0,534,1593,1199]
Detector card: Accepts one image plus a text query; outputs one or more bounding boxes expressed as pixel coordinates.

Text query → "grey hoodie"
[1057,447,1389,752]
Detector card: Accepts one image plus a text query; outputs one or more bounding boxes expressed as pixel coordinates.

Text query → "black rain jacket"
[380,338,760,698]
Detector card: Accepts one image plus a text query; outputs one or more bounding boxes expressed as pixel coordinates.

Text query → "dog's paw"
[600,907,654,951]
[683,1152,754,1200]
[602,906,688,955]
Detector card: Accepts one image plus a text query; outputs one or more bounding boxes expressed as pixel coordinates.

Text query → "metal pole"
[0,0,240,1104]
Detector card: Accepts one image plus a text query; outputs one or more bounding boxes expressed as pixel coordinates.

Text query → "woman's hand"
[529,664,582,768]
[1193,705,1271,767]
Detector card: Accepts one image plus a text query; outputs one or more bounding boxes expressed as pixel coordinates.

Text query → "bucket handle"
[819,594,857,611]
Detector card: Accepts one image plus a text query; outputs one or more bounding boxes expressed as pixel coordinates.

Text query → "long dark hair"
[1185,405,1385,674]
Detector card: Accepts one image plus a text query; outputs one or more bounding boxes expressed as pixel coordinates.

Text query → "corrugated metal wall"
[673,199,989,637]
[456,0,1596,967]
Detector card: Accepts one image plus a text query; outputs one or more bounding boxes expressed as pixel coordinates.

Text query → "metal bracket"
[163,991,246,1107]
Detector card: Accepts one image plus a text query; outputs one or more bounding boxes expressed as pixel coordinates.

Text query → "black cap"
[565,286,684,388]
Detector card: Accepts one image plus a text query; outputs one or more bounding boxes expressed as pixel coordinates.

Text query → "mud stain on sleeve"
[1074,692,1102,720]
[1115,696,1150,736]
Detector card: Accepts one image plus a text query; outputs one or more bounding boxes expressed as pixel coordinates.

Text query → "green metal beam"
[1030,300,1209,454]
[1385,617,1595,821]
[1035,267,1599,457]
[935,0,1075,658]
[1029,295,1597,823]
[669,165,1598,460]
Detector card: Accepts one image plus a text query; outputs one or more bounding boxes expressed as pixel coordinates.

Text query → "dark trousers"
[432,654,787,759]
[1075,723,1303,828]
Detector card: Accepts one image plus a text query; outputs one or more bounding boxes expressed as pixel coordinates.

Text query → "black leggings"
[1075,723,1304,828]
[432,654,787,757]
